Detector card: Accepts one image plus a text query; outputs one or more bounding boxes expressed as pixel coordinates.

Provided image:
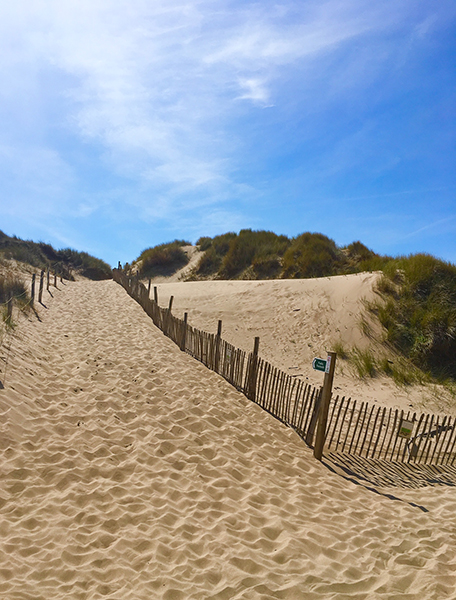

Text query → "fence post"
[165,296,174,336]
[31,274,36,306]
[6,297,13,326]
[214,320,222,373]
[46,268,50,292]
[154,286,158,304]
[38,270,44,303]
[180,312,188,351]
[314,351,337,461]
[246,337,260,401]
[148,279,152,296]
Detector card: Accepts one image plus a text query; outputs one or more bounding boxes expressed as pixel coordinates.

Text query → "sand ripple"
[1,280,455,599]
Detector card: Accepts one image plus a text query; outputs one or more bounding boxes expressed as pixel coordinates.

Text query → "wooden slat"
[447,426,456,465]
[291,380,305,428]
[305,388,322,446]
[431,416,449,464]
[341,399,357,454]
[421,415,436,464]
[383,409,399,461]
[407,413,424,462]
[390,410,405,461]
[440,417,456,465]
[348,402,365,455]
[297,385,314,436]
[416,414,433,463]
[325,395,340,447]
[367,406,383,459]
[359,404,377,458]
[334,397,351,453]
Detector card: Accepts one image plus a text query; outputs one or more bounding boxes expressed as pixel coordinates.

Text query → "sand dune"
[1,279,456,599]
[151,274,455,415]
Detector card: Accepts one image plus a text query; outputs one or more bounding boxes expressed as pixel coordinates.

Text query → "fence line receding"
[112,269,456,467]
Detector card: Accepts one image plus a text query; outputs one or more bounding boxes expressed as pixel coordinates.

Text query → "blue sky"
[1,0,455,267]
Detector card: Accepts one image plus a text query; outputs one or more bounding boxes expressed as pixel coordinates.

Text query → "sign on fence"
[398,419,414,439]
[312,358,327,372]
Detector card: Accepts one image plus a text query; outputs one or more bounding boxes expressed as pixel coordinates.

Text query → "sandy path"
[1,279,455,599]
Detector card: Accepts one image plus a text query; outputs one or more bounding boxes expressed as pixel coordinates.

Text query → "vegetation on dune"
[195,230,289,279]
[57,249,112,280]
[343,241,392,273]
[219,229,290,279]
[0,231,112,280]
[133,231,456,385]
[282,233,342,278]
[0,273,28,306]
[0,272,30,328]
[333,253,456,385]
[194,231,383,280]
[137,240,191,277]
[372,254,456,380]
[194,233,237,277]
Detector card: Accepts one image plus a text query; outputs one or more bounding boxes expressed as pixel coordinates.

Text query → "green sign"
[312,358,327,372]
[398,420,414,439]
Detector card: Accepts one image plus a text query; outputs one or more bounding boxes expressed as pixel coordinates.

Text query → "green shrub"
[282,232,344,278]
[196,246,221,276]
[252,255,282,279]
[345,241,375,262]
[211,232,237,256]
[0,274,27,305]
[332,340,349,360]
[376,253,456,379]
[138,241,190,277]
[217,229,289,279]
[57,249,112,280]
[0,232,49,268]
[0,231,112,280]
[196,236,213,251]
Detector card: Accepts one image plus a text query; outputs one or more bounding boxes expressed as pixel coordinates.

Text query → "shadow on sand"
[323,451,456,490]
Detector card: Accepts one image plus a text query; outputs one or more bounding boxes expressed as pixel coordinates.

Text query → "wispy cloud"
[0,0,454,262]
[1,0,422,196]
[402,215,456,240]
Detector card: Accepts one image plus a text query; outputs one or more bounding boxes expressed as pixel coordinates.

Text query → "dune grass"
[137,233,456,384]
[0,230,112,280]
[137,240,191,277]
[371,254,456,380]
[192,231,386,281]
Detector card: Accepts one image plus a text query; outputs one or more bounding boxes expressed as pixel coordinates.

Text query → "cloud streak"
[0,0,454,263]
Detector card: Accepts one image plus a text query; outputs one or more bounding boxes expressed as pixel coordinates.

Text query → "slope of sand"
[1,279,456,599]
[151,274,455,415]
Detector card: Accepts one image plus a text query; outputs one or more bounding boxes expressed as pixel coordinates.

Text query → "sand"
[151,274,456,415]
[1,278,456,599]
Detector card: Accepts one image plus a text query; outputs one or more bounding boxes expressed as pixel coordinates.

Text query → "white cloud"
[0,0,451,225]
[237,78,272,105]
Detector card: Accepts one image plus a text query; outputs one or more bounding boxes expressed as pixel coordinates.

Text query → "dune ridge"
[1,279,456,599]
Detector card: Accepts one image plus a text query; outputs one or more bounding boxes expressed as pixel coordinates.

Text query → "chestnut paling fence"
[113,269,456,467]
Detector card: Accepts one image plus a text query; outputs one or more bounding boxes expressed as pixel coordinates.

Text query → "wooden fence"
[113,269,456,467]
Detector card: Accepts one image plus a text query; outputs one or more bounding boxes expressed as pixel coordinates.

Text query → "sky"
[1,0,455,267]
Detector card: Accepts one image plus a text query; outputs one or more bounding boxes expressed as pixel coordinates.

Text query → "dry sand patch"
[0,279,455,599]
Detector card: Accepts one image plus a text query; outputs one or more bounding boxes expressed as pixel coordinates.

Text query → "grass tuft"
[351,348,377,378]
[137,240,190,277]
